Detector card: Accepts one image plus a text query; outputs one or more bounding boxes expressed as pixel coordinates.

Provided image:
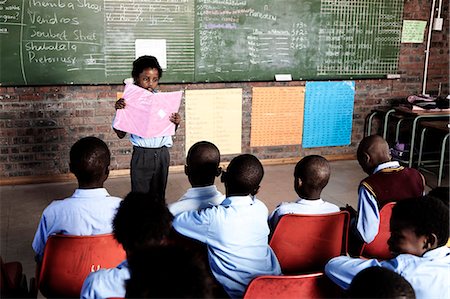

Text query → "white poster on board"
[135,39,167,69]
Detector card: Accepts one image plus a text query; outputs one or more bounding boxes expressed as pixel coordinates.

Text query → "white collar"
[373,161,401,174]
[295,197,325,205]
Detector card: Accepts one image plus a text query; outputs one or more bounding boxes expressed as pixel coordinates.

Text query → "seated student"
[348,266,415,299]
[80,192,173,299]
[125,245,214,298]
[168,141,225,216]
[325,196,450,299]
[173,154,281,298]
[32,137,122,261]
[268,155,340,230]
[354,135,425,245]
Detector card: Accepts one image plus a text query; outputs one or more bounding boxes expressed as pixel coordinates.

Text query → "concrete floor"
[0,159,443,284]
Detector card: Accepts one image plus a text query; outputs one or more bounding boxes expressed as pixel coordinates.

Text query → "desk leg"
[438,133,449,187]
[366,111,378,137]
[408,116,422,168]
[383,109,396,140]
[418,127,427,168]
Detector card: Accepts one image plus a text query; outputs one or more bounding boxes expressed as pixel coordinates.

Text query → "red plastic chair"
[243,272,343,299]
[37,234,126,298]
[269,211,349,274]
[1,257,28,298]
[360,202,395,260]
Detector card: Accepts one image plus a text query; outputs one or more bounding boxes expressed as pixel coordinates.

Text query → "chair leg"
[438,133,449,187]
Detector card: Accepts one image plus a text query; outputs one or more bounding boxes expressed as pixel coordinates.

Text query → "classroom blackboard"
[0,0,404,85]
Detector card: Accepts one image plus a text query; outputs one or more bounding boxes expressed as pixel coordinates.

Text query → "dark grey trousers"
[131,146,169,201]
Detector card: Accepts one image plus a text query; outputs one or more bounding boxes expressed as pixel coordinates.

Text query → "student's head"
[69,136,110,188]
[185,141,221,187]
[388,196,449,257]
[357,135,391,175]
[348,266,415,299]
[126,245,214,298]
[113,192,173,255]
[222,154,264,197]
[294,155,330,199]
[131,55,163,92]
[428,186,449,206]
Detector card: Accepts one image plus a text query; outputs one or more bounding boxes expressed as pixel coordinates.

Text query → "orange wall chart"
[251,87,305,147]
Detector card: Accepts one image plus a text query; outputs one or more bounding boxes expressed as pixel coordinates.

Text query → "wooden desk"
[388,106,450,167]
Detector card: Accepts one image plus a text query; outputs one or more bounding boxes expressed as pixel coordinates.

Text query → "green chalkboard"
[0,0,404,85]
[0,0,195,85]
[194,0,405,81]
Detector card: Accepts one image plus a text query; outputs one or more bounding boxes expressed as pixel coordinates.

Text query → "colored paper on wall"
[303,81,355,148]
[401,20,427,43]
[251,87,305,147]
[113,84,182,138]
[185,89,242,156]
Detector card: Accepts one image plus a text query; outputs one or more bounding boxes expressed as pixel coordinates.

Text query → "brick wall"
[0,0,448,180]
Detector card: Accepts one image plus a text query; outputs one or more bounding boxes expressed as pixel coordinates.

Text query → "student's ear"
[363,152,371,165]
[215,166,222,177]
[251,186,260,196]
[184,164,189,176]
[220,171,227,183]
[294,177,302,194]
[105,167,110,177]
[424,233,438,250]
[69,163,74,174]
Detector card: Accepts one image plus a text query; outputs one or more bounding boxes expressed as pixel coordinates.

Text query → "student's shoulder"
[274,201,300,213]
[43,196,73,212]
[107,195,123,203]
[322,200,341,210]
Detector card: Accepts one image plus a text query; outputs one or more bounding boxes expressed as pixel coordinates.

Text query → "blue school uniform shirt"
[173,195,282,298]
[168,185,225,216]
[80,260,129,299]
[325,246,450,299]
[32,188,122,259]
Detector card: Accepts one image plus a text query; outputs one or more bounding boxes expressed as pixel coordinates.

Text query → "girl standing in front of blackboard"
[113,55,181,201]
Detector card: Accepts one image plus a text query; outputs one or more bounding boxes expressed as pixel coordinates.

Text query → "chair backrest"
[269,211,349,274]
[360,202,395,260]
[1,256,27,297]
[38,234,126,298]
[243,272,343,299]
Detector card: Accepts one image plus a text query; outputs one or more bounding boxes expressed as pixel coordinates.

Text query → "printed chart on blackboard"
[302,81,355,148]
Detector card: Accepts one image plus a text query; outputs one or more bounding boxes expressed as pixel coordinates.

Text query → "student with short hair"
[355,135,425,244]
[325,196,450,299]
[32,137,122,261]
[125,245,214,298]
[80,192,173,299]
[114,55,181,199]
[348,266,416,299]
[173,154,281,298]
[269,155,340,230]
[169,141,224,216]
